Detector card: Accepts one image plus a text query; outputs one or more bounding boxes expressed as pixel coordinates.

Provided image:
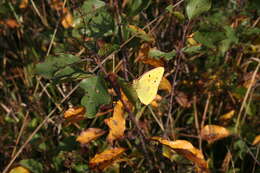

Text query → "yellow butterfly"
[133,67,165,105]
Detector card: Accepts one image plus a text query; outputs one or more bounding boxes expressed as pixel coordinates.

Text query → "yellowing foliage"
[76,128,106,145]
[201,125,231,143]
[104,101,126,143]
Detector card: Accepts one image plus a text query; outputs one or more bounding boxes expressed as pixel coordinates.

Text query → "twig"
[235,59,260,133]
[11,112,29,157]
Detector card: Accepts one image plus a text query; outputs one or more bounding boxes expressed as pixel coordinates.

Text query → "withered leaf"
[175,91,191,108]
[76,128,106,145]
[64,106,85,119]
[151,137,208,170]
[19,0,29,9]
[62,8,73,28]
[201,125,231,143]
[89,147,126,170]
[219,110,235,121]
[104,101,126,143]
[159,77,172,93]
[252,135,260,145]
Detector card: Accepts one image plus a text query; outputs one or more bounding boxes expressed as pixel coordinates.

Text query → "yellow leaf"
[76,128,106,145]
[201,125,230,143]
[219,110,235,121]
[89,147,126,170]
[63,106,85,125]
[9,166,30,173]
[159,77,172,93]
[64,106,85,119]
[151,137,208,170]
[62,9,73,28]
[19,0,29,9]
[104,101,126,143]
[252,135,260,145]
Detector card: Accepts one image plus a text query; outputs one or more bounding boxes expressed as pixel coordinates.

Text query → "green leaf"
[186,0,211,20]
[148,48,176,60]
[35,54,81,79]
[194,31,225,49]
[81,0,105,14]
[166,5,185,21]
[182,45,202,54]
[98,43,120,57]
[19,159,43,173]
[80,76,111,118]
[128,25,154,42]
[58,136,78,151]
[125,0,151,17]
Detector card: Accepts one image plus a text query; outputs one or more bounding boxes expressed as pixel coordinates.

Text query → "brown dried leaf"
[138,57,165,67]
[76,128,106,145]
[221,151,232,172]
[19,0,29,9]
[252,135,260,145]
[104,101,126,143]
[159,77,172,93]
[219,110,235,121]
[151,137,208,170]
[201,125,230,143]
[175,91,191,108]
[135,43,164,67]
[243,72,260,89]
[89,147,126,170]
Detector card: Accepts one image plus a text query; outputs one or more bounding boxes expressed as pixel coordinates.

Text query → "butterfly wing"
[135,67,164,105]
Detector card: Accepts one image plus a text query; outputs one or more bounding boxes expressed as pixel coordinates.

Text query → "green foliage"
[149,48,176,60]
[19,159,43,173]
[80,76,111,118]
[35,54,81,79]
[186,0,211,19]
[1,0,260,172]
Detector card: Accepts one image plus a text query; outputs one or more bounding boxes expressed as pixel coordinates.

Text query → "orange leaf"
[159,77,172,93]
[76,128,106,145]
[63,106,85,125]
[19,0,29,9]
[151,137,208,170]
[219,110,235,121]
[64,106,85,118]
[89,147,126,170]
[5,19,19,28]
[104,101,126,143]
[50,0,63,11]
[252,135,260,145]
[201,125,230,143]
[62,9,73,28]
